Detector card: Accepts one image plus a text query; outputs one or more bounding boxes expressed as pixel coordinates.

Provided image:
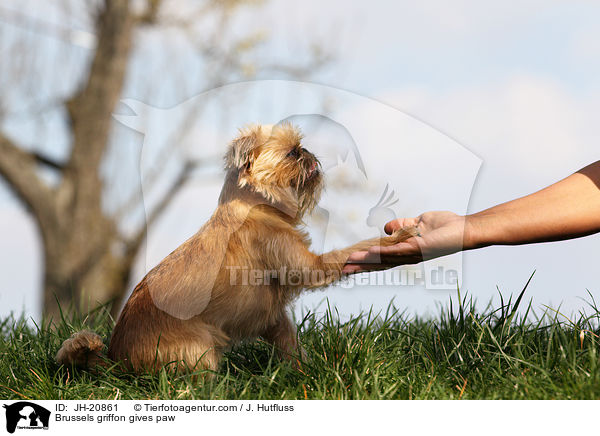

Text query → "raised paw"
[382,226,419,246]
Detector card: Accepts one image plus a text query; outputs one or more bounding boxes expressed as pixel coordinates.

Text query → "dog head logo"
[112,80,482,316]
[3,402,50,433]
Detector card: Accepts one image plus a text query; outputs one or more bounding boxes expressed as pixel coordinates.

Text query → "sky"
[1,1,600,322]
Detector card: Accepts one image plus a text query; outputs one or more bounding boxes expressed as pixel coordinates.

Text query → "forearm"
[466,161,600,249]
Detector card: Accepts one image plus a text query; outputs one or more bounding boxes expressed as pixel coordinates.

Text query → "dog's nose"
[308,161,318,177]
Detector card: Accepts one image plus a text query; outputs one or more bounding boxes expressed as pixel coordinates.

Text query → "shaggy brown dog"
[56,123,415,373]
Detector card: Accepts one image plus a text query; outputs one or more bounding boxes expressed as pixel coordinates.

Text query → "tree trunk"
[42,230,137,320]
[38,0,135,320]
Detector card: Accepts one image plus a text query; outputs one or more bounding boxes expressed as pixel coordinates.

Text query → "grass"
[1,280,600,400]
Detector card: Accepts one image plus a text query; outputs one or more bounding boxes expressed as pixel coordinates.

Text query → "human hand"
[342,211,473,273]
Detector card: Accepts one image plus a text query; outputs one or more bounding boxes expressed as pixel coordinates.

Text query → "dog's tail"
[56,330,107,368]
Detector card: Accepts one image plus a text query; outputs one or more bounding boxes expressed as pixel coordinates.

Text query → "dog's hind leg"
[154,323,229,376]
[262,313,305,363]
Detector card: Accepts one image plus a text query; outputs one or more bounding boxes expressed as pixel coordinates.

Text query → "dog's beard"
[293,168,323,218]
[287,153,323,219]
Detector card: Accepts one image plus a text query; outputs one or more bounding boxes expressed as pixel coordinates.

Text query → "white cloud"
[569,25,600,64]
[377,75,599,191]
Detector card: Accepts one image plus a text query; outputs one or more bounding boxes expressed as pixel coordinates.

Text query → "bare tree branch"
[0,133,57,225]
[136,0,163,25]
[111,98,209,222]
[33,152,64,170]
[122,153,222,258]
[123,159,195,257]
[261,48,334,80]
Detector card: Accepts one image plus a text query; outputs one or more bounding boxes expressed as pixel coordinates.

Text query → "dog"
[56,123,416,373]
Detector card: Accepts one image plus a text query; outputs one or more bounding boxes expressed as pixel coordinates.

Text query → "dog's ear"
[225,125,267,170]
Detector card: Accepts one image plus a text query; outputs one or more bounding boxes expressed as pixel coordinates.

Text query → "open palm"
[343,211,471,273]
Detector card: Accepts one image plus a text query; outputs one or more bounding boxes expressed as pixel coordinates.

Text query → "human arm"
[343,161,600,273]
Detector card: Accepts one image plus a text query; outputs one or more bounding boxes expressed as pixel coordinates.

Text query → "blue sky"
[1,1,600,321]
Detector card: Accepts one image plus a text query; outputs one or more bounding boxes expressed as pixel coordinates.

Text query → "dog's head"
[223,123,323,219]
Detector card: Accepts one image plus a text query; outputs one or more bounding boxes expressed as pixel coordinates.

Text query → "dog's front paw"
[382,226,419,246]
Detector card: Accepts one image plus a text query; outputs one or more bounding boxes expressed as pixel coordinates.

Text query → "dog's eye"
[286,148,301,159]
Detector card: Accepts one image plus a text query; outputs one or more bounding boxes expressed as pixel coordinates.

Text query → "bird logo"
[366,184,398,235]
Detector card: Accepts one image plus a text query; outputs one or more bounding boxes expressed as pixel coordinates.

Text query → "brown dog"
[56,123,415,373]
